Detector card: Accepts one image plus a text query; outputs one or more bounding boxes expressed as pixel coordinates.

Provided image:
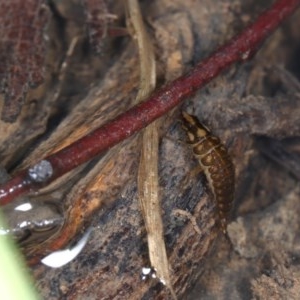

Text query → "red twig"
[0,0,299,205]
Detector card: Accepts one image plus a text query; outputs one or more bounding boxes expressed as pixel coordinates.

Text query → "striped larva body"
[182,112,235,233]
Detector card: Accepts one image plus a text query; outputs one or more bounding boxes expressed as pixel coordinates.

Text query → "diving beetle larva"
[181,112,235,233]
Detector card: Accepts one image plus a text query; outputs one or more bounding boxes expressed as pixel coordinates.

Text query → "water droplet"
[41,228,92,268]
[19,221,29,228]
[141,266,157,280]
[14,202,33,211]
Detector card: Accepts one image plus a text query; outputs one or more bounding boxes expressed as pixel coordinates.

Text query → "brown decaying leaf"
[0,0,49,122]
[0,0,110,123]
[0,0,123,168]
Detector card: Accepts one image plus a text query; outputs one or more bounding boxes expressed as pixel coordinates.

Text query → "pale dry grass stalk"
[127,0,176,298]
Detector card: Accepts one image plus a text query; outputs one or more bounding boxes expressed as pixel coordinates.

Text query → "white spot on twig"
[28,160,53,183]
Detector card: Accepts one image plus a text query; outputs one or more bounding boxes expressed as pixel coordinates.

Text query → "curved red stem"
[1,0,299,205]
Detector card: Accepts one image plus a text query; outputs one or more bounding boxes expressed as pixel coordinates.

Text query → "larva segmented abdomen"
[182,112,235,233]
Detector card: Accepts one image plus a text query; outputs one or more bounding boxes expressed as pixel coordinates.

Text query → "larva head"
[181,112,210,143]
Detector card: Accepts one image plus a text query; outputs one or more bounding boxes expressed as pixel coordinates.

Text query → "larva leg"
[189,165,204,177]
